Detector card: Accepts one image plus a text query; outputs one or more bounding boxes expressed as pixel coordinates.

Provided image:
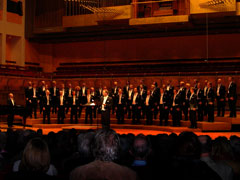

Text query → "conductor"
[100,89,113,129]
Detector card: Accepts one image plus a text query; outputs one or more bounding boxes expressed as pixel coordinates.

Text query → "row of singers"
[24,77,237,128]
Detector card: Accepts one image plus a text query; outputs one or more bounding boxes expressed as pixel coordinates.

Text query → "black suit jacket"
[50,87,59,97]
[57,96,66,108]
[131,93,141,107]
[42,96,52,108]
[100,96,113,111]
[115,94,127,107]
[171,94,181,108]
[216,85,226,99]
[143,95,154,109]
[189,94,198,110]
[227,82,237,99]
[8,98,15,114]
[207,88,215,103]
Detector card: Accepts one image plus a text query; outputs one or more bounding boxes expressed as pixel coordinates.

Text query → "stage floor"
[0,111,240,139]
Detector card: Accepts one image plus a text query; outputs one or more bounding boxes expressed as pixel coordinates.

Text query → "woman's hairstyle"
[19,138,50,173]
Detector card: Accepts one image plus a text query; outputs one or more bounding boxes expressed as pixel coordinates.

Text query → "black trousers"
[208,103,214,122]
[58,106,65,124]
[101,110,110,129]
[85,106,93,124]
[153,104,158,119]
[197,102,203,121]
[171,107,181,127]
[190,110,197,128]
[132,105,141,124]
[78,105,83,118]
[217,97,225,117]
[127,101,132,119]
[159,105,168,125]
[43,106,51,124]
[71,105,78,123]
[31,98,38,118]
[7,111,14,127]
[145,106,153,125]
[116,104,125,124]
[229,99,237,117]
[52,96,58,114]
[182,102,189,120]
[203,98,208,116]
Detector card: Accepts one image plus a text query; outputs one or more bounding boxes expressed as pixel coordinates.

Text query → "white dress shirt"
[102,96,108,111]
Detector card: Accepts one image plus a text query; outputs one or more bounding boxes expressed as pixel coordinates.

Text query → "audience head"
[198,135,212,154]
[130,134,151,160]
[92,129,120,162]
[19,138,50,173]
[0,132,7,151]
[177,131,201,159]
[77,132,95,158]
[211,136,234,161]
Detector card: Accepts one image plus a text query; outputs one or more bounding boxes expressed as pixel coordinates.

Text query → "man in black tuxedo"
[111,81,119,115]
[137,79,147,91]
[38,80,46,114]
[178,81,186,121]
[50,81,59,114]
[123,80,130,96]
[42,90,52,124]
[182,83,191,121]
[126,84,134,119]
[131,88,141,124]
[139,84,147,119]
[203,79,208,116]
[166,80,174,98]
[158,88,170,126]
[196,83,204,121]
[57,90,66,124]
[171,89,181,127]
[193,79,199,92]
[75,86,82,118]
[227,77,237,118]
[25,81,33,118]
[84,89,94,124]
[144,90,154,125]
[90,87,97,119]
[100,90,113,129]
[216,78,226,117]
[70,90,79,124]
[66,83,73,114]
[207,82,215,122]
[150,84,159,120]
[29,83,39,119]
[7,93,15,128]
[189,87,198,128]
[115,88,126,124]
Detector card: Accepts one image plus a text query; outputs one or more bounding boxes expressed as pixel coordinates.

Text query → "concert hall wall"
[26,33,240,73]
